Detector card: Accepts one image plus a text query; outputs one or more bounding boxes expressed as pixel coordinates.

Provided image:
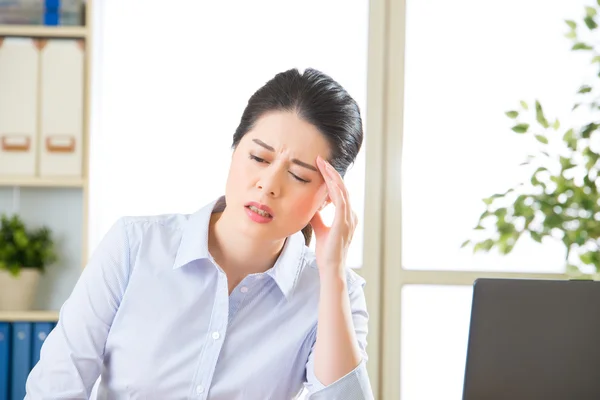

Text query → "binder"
[0,323,10,400]
[39,38,84,177]
[31,322,53,368]
[0,38,39,177]
[10,322,32,400]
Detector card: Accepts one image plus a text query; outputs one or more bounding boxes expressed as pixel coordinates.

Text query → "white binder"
[39,39,84,177]
[0,37,39,176]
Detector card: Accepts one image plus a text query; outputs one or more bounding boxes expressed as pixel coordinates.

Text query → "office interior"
[0,1,596,399]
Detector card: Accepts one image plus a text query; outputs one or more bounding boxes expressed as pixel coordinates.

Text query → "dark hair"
[231,68,364,246]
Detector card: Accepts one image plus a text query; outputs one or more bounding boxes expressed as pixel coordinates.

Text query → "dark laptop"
[462,278,600,400]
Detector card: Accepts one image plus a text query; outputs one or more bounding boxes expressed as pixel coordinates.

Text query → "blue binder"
[31,323,53,368]
[0,323,10,400]
[10,323,32,400]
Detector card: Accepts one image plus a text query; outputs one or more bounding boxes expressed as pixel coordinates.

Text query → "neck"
[208,209,285,276]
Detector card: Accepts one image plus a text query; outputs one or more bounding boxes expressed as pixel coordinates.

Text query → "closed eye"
[290,173,310,183]
[249,154,267,163]
[250,154,310,183]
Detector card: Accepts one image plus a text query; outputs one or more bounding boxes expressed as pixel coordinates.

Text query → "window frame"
[363,0,569,398]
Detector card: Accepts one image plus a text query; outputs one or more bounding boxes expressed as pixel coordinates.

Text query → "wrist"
[319,266,346,285]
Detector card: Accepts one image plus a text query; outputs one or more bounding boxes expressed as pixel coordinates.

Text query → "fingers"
[316,156,353,229]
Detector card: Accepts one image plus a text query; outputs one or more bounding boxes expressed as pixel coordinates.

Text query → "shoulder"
[115,213,190,238]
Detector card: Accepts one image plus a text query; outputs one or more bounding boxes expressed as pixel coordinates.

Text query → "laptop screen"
[462,278,600,400]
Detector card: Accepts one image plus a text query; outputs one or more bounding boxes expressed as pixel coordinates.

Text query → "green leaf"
[559,156,576,170]
[505,111,519,119]
[460,240,471,248]
[512,123,530,133]
[520,100,529,110]
[535,134,549,144]
[473,239,495,253]
[572,42,594,50]
[566,264,581,275]
[565,20,577,29]
[593,56,600,63]
[565,31,577,39]
[580,251,596,265]
[581,122,599,138]
[579,85,592,93]
[573,103,581,111]
[530,231,543,243]
[586,6,597,17]
[535,100,549,128]
[585,15,598,30]
[553,119,560,130]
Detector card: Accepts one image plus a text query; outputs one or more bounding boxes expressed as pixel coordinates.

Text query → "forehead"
[244,111,331,158]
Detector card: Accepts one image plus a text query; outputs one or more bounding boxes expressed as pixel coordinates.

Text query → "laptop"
[462,278,600,400]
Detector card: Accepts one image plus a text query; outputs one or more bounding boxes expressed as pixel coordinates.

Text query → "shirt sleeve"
[25,218,132,399]
[304,276,375,400]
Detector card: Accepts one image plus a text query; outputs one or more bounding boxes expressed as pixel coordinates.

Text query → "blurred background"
[1,0,599,399]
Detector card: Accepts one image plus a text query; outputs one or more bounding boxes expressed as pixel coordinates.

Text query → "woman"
[25,68,373,399]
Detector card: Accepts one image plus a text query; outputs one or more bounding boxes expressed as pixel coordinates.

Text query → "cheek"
[287,184,326,219]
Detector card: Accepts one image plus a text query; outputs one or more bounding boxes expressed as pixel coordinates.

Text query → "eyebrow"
[252,139,318,172]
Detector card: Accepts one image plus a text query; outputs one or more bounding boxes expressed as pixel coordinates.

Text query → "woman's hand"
[310,156,358,278]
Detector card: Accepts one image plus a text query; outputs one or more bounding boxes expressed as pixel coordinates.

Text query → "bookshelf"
[0,310,59,322]
[0,176,86,188]
[0,25,86,38]
[0,1,93,322]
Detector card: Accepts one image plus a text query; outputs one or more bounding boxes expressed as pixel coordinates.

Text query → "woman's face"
[224,110,332,242]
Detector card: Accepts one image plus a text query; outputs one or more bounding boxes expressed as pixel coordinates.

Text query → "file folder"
[40,38,84,177]
[0,38,39,177]
[10,322,32,400]
[0,323,10,400]
[31,322,53,368]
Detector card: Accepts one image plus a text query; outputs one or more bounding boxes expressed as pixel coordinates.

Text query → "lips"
[244,202,274,218]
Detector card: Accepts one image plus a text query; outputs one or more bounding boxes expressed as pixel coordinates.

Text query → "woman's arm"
[25,218,131,399]
[305,156,373,399]
[314,269,362,384]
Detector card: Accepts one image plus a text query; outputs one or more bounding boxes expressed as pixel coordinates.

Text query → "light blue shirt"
[25,197,373,399]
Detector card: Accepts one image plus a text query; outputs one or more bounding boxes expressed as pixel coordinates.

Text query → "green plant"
[0,214,58,277]
[462,2,600,277]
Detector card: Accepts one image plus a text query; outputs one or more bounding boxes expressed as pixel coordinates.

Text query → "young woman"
[25,68,373,399]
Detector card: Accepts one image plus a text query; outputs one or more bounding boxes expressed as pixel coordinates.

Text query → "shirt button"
[196,385,204,394]
[212,331,220,340]
[240,286,249,293]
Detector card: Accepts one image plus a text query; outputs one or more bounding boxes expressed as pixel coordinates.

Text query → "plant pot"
[0,268,41,311]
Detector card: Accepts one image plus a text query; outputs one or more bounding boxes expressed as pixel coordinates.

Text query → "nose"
[256,166,282,197]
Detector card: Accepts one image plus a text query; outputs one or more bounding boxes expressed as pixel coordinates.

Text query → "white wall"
[89,0,369,268]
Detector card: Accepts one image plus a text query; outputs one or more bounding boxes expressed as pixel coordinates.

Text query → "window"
[378,0,591,398]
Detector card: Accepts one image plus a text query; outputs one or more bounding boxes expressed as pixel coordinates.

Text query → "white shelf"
[0,176,86,188]
[0,25,87,38]
[0,310,59,322]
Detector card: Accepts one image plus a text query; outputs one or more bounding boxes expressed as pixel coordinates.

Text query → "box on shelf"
[0,37,84,178]
[39,38,84,177]
[0,37,38,177]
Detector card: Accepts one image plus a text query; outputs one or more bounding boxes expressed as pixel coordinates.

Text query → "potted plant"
[462,3,600,278]
[0,214,58,311]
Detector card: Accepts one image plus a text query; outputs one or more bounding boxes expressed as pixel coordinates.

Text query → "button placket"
[191,272,229,399]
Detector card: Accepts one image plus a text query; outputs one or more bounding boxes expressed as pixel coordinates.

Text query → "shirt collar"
[172,196,307,300]
[172,198,218,269]
[265,230,306,300]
